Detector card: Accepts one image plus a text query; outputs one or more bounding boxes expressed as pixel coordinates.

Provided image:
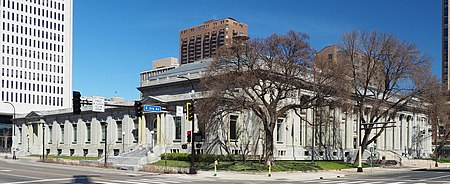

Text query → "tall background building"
[0,0,72,149]
[179,17,248,64]
[444,0,449,90]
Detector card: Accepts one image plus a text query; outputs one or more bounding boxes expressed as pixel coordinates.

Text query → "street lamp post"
[122,132,126,153]
[3,102,16,160]
[42,123,45,161]
[177,75,197,174]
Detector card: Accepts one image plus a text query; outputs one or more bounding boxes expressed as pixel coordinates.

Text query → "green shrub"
[160,153,190,161]
[160,153,240,162]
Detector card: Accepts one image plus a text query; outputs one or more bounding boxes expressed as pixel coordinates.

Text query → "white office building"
[0,0,72,151]
[0,0,73,114]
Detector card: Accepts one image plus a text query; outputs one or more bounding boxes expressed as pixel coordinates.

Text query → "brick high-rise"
[179,17,248,64]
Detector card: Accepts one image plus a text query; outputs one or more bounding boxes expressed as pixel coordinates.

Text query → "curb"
[412,168,450,172]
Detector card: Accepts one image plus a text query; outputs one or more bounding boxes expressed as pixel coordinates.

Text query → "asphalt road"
[0,157,449,184]
[299,170,450,184]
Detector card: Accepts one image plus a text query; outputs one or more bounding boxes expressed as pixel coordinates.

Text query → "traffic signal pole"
[178,76,197,174]
[190,100,196,174]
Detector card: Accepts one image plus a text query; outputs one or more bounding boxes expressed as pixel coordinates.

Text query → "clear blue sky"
[73,0,440,100]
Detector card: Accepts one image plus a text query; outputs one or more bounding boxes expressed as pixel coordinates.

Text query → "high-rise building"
[0,0,73,114]
[444,0,449,90]
[179,17,248,64]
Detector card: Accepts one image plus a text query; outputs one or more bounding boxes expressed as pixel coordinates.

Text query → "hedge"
[160,153,240,163]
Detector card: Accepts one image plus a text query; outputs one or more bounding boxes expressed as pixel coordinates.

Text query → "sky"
[73,0,441,100]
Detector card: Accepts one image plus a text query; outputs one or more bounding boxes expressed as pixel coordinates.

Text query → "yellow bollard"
[268,161,272,177]
[213,160,218,176]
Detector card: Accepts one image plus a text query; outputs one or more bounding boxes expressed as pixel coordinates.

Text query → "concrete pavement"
[179,167,413,182]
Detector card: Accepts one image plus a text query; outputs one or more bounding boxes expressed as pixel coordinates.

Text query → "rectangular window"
[174,117,181,140]
[48,126,52,144]
[230,115,238,140]
[72,124,77,144]
[60,125,64,144]
[117,121,122,142]
[101,122,106,142]
[18,127,22,144]
[133,119,138,143]
[86,123,91,143]
[299,119,303,145]
[277,119,284,143]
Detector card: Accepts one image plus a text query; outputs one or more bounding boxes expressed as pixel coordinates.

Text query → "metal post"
[311,107,315,163]
[42,124,45,162]
[3,102,16,159]
[357,110,363,172]
[435,128,438,167]
[311,59,316,164]
[104,122,108,167]
[177,76,197,174]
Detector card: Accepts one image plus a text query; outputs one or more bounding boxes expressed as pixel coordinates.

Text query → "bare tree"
[419,76,450,159]
[199,31,317,163]
[338,30,432,163]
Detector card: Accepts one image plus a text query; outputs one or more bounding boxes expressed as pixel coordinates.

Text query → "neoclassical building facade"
[12,59,433,162]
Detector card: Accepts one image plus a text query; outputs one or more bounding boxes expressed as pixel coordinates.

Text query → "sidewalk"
[176,167,412,182]
[0,153,40,162]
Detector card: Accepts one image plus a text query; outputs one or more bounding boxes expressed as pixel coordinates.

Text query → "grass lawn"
[29,154,99,161]
[438,158,450,163]
[150,160,357,172]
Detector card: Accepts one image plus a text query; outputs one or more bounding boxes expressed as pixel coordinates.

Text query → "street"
[0,158,449,184]
[300,171,450,184]
[0,158,207,184]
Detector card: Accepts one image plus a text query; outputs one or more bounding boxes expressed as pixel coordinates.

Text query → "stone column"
[156,114,162,145]
[140,116,147,145]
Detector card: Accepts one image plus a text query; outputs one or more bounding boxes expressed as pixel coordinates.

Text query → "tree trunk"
[265,130,274,164]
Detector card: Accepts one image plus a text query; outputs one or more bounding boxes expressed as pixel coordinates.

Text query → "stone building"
[137,58,433,161]
[12,58,433,163]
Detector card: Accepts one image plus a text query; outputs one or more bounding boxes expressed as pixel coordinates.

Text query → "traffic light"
[186,102,194,121]
[134,101,143,117]
[72,91,81,114]
[187,131,192,143]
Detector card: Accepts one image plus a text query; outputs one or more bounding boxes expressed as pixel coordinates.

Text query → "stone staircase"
[377,150,435,168]
[105,147,151,171]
